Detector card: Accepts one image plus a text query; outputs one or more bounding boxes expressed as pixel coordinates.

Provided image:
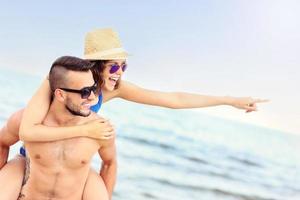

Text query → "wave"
[146,176,279,200]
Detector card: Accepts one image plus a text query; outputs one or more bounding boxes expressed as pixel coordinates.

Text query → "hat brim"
[83,48,128,60]
[84,51,129,60]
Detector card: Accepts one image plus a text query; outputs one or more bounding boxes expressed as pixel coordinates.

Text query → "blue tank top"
[90,94,103,113]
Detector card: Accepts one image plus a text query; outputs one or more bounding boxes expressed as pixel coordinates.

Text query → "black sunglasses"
[59,82,98,99]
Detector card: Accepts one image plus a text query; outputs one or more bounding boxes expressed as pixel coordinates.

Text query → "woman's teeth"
[109,77,118,83]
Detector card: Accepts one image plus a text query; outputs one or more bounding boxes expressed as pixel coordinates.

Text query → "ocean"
[0,68,299,200]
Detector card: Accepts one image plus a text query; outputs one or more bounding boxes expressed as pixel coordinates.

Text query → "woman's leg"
[83,168,109,200]
[0,155,25,200]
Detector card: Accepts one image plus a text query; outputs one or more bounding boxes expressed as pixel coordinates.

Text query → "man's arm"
[98,137,117,200]
[0,110,22,169]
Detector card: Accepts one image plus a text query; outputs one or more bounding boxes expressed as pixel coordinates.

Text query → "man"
[15,56,116,200]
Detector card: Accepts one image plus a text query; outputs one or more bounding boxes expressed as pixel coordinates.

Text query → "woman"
[0,28,267,199]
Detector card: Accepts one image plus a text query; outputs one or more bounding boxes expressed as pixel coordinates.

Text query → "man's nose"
[88,90,97,101]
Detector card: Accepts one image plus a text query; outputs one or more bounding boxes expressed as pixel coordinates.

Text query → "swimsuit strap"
[90,93,103,113]
[20,145,26,157]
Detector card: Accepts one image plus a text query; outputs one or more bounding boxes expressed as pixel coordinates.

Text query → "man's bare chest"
[25,137,99,168]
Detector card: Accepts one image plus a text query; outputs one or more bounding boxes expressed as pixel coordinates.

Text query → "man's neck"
[47,100,80,126]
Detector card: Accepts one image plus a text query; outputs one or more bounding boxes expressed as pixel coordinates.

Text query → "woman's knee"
[83,168,109,200]
[0,155,25,179]
[0,156,25,200]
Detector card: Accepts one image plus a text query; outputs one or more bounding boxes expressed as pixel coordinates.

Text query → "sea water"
[0,68,299,200]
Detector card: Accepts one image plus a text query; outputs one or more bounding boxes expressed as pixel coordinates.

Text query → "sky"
[0,0,299,134]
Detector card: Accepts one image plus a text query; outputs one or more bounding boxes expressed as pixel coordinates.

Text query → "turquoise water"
[1,68,300,200]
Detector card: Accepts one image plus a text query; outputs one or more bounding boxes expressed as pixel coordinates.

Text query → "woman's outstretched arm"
[19,78,114,142]
[117,81,268,112]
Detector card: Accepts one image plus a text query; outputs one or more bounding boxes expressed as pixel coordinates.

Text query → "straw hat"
[84,28,128,60]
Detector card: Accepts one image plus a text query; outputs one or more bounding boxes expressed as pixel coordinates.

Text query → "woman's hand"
[82,118,115,140]
[227,96,269,113]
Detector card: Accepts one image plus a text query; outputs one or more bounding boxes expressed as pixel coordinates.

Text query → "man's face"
[62,70,98,117]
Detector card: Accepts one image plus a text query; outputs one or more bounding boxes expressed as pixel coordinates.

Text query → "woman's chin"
[104,84,115,91]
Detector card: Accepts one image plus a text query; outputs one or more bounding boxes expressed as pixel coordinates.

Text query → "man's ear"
[54,89,66,102]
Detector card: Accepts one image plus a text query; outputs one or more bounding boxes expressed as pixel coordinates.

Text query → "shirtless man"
[16,56,116,200]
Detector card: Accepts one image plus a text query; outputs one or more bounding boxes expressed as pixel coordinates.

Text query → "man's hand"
[82,118,115,140]
[228,97,269,113]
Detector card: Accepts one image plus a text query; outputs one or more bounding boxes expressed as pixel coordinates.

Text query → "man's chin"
[77,109,91,117]
[81,111,91,117]
[66,106,91,117]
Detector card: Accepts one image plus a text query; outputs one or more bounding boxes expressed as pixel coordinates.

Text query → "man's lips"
[82,103,91,109]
